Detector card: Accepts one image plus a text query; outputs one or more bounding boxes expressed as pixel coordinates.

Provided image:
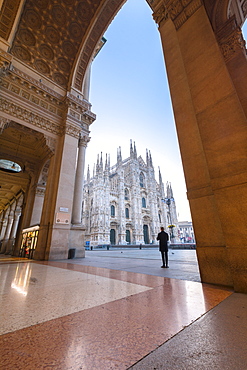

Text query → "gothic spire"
[149,150,153,167]
[134,141,137,159]
[87,165,90,182]
[117,146,122,164]
[96,154,99,174]
[100,152,103,171]
[167,182,173,198]
[146,149,149,166]
[159,166,162,184]
[104,153,110,173]
[130,139,134,158]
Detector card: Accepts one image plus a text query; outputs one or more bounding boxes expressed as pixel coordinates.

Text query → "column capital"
[216,18,246,62]
[79,135,91,147]
[148,0,202,29]
[44,135,56,155]
[0,117,11,134]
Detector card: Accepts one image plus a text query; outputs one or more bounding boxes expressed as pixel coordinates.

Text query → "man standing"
[157,227,169,268]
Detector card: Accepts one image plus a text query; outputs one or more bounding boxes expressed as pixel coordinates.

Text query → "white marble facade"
[82,142,179,247]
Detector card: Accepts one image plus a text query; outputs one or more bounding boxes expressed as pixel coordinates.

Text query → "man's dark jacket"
[157,231,169,252]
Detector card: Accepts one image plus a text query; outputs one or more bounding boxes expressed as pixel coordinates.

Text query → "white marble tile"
[0,262,151,335]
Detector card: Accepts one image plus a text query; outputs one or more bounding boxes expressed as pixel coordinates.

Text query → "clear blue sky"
[85,0,247,222]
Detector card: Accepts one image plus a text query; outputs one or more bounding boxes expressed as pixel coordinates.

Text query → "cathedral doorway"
[126,230,131,244]
[110,229,116,245]
[143,225,149,244]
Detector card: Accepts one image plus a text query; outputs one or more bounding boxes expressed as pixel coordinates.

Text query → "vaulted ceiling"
[0,0,126,91]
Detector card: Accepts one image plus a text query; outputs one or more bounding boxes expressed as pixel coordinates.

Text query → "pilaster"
[150,0,247,291]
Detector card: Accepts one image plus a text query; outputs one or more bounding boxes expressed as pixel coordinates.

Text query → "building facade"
[82,142,178,246]
[177,221,195,243]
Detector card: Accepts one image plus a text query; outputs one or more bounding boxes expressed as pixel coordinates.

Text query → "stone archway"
[1,0,247,292]
[0,121,55,256]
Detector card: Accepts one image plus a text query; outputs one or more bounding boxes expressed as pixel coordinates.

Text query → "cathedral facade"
[82,142,178,247]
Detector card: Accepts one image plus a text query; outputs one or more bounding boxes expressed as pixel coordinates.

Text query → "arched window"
[111,205,115,217]
[158,213,161,223]
[142,197,146,208]
[125,208,129,218]
[125,188,129,200]
[140,173,144,187]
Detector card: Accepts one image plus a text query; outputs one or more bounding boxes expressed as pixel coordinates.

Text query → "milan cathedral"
[82,142,178,247]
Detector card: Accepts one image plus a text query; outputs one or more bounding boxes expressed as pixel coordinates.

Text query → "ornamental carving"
[45,136,56,154]
[149,0,202,29]
[79,135,91,147]
[218,27,246,61]
[64,122,81,138]
[153,5,169,24]
[242,1,247,17]
[36,187,46,197]
[0,65,68,119]
[0,118,11,134]
[0,97,62,136]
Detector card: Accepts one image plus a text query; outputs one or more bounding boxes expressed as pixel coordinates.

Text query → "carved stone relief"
[149,0,202,29]
[0,97,62,136]
[218,26,246,61]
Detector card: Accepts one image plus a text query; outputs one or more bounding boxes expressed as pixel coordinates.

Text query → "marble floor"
[0,252,246,369]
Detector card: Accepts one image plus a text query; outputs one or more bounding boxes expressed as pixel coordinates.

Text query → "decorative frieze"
[0,97,62,136]
[0,65,67,120]
[65,92,96,127]
[64,122,81,139]
[0,50,12,76]
[149,0,202,29]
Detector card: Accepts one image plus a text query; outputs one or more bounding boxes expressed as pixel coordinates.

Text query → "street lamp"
[161,197,175,241]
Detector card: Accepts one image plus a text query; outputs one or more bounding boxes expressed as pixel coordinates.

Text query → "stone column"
[5,206,22,255]
[30,185,46,226]
[0,211,8,241]
[71,135,90,225]
[1,210,14,253]
[151,0,247,292]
